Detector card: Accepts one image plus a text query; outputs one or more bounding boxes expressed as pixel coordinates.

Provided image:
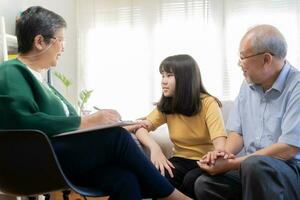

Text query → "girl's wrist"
[150,143,162,152]
[214,147,226,152]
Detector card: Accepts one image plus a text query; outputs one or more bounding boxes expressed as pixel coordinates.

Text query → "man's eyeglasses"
[238,52,274,65]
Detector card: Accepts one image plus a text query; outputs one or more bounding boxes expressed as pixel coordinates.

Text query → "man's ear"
[33,35,45,51]
[264,53,273,66]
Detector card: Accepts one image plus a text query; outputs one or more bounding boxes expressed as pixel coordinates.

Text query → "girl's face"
[161,70,176,97]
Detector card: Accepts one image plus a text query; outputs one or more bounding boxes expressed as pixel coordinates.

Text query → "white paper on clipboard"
[53,120,137,137]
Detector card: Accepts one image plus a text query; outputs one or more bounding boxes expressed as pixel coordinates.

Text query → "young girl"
[135,54,227,198]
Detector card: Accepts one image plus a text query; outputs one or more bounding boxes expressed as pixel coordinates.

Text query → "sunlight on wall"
[152,20,223,101]
[225,1,300,98]
[77,0,300,119]
[85,26,152,119]
[84,15,222,119]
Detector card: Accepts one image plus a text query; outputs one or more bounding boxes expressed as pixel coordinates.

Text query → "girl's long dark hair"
[157,54,221,116]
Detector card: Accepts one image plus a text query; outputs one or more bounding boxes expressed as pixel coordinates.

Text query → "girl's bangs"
[159,63,174,74]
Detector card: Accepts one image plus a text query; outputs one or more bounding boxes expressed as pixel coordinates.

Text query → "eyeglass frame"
[51,36,65,46]
[238,51,274,66]
[43,35,65,46]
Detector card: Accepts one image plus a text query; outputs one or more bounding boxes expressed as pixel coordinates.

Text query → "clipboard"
[53,120,137,137]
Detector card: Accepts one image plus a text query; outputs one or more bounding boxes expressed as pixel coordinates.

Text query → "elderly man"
[195,25,300,200]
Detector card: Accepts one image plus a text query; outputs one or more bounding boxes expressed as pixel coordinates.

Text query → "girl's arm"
[212,136,227,151]
[135,126,160,153]
[201,97,231,164]
[135,122,175,177]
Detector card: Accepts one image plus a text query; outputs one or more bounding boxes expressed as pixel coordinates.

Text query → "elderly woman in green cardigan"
[0,6,191,200]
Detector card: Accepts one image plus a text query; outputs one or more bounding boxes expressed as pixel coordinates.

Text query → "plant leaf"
[79,89,93,104]
[54,71,72,87]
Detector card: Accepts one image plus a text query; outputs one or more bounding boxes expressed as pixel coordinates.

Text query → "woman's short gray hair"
[249,25,287,59]
[16,6,67,53]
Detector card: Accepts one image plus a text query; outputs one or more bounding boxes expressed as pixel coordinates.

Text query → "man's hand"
[200,150,235,165]
[197,157,240,175]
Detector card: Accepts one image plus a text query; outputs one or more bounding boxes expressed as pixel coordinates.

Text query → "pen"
[93,106,124,123]
[93,106,101,110]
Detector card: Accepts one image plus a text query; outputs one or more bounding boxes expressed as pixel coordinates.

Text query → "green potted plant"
[78,89,94,116]
[53,71,93,116]
[54,71,72,99]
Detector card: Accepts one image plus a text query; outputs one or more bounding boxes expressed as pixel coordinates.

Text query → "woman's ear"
[33,35,45,51]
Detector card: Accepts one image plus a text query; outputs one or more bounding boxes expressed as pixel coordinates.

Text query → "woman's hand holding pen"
[80,109,121,129]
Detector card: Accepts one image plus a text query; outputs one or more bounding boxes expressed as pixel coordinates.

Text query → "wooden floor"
[0,192,108,200]
[52,192,108,200]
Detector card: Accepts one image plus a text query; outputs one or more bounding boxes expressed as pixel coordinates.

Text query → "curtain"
[76,0,300,119]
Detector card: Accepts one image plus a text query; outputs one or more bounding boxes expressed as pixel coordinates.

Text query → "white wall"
[0,0,78,105]
[0,0,23,34]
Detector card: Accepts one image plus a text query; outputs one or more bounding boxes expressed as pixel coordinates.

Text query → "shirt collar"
[270,61,290,93]
[249,60,290,93]
[26,66,46,84]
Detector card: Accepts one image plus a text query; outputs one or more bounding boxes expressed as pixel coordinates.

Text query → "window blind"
[76,0,300,118]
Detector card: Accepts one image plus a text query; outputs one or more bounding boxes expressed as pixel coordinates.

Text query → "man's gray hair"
[248,25,287,59]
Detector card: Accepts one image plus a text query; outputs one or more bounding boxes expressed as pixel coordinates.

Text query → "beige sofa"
[148,100,234,158]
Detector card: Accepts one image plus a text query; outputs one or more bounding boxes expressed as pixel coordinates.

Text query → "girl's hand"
[200,150,225,165]
[200,150,235,165]
[138,119,153,130]
[150,146,175,177]
[123,123,143,133]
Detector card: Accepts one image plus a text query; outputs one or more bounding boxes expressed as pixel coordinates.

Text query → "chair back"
[0,130,68,196]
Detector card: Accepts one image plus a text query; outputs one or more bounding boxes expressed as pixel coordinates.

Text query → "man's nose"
[237,59,242,68]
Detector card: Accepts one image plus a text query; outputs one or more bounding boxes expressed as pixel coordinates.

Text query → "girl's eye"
[161,73,174,78]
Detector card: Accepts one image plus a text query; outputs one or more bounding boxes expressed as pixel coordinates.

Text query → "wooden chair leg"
[82,195,88,200]
[62,190,71,200]
[43,193,50,200]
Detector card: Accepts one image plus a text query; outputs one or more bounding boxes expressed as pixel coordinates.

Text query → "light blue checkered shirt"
[227,61,300,161]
